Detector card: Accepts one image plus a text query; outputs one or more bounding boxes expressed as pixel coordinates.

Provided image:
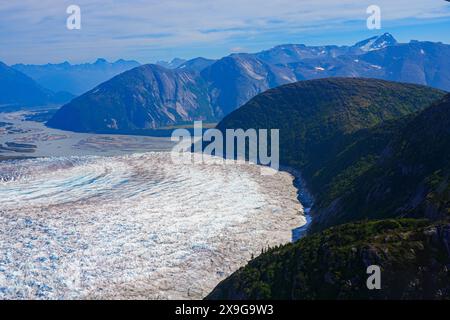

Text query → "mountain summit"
[354,33,398,51]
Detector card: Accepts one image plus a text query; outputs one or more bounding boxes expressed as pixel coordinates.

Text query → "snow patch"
[239,61,265,80]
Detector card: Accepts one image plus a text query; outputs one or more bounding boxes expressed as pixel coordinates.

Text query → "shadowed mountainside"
[13,58,140,96]
[0,62,73,108]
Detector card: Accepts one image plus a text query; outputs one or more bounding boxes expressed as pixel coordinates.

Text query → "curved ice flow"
[0,152,304,299]
[0,156,169,206]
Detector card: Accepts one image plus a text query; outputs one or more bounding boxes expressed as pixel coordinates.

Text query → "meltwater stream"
[0,152,305,299]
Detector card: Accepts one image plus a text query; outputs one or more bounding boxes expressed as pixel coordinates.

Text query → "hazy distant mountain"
[0,62,73,108]
[48,34,450,132]
[252,33,397,64]
[13,58,140,95]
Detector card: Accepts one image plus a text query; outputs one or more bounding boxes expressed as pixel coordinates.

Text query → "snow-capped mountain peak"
[354,33,398,51]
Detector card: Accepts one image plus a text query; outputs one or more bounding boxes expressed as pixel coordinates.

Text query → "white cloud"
[0,0,449,64]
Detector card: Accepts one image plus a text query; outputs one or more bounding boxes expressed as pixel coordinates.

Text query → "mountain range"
[46,33,450,133]
[207,78,450,299]
[13,58,140,96]
[0,62,73,109]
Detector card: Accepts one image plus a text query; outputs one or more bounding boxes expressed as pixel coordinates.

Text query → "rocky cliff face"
[47,64,213,131]
[201,54,295,117]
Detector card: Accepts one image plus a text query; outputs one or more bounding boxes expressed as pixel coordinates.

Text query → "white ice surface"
[0,152,304,299]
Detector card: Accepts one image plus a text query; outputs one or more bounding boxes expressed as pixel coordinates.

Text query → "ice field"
[0,152,304,299]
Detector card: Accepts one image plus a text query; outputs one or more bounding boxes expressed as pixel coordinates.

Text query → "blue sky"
[1,0,450,65]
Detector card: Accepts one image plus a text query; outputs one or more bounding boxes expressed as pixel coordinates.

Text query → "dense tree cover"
[208,79,450,299]
[217,78,448,230]
[207,219,450,300]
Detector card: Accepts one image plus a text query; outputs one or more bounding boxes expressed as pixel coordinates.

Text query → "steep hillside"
[13,58,140,96]
[216,78,448,232]
[310,94,450,231]
[208,86,450,300]
[217,78,444,170]
[207,219,450,300]
[200,53,295,117]
[47,64,213,131]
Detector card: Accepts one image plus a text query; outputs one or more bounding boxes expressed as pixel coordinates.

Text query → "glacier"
[0,152,305,299]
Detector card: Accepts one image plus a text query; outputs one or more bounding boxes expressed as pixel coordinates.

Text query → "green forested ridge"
[310,93,450,231]
[207,219,450,300]
[216,78,448,229]
[208,78,450,299]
